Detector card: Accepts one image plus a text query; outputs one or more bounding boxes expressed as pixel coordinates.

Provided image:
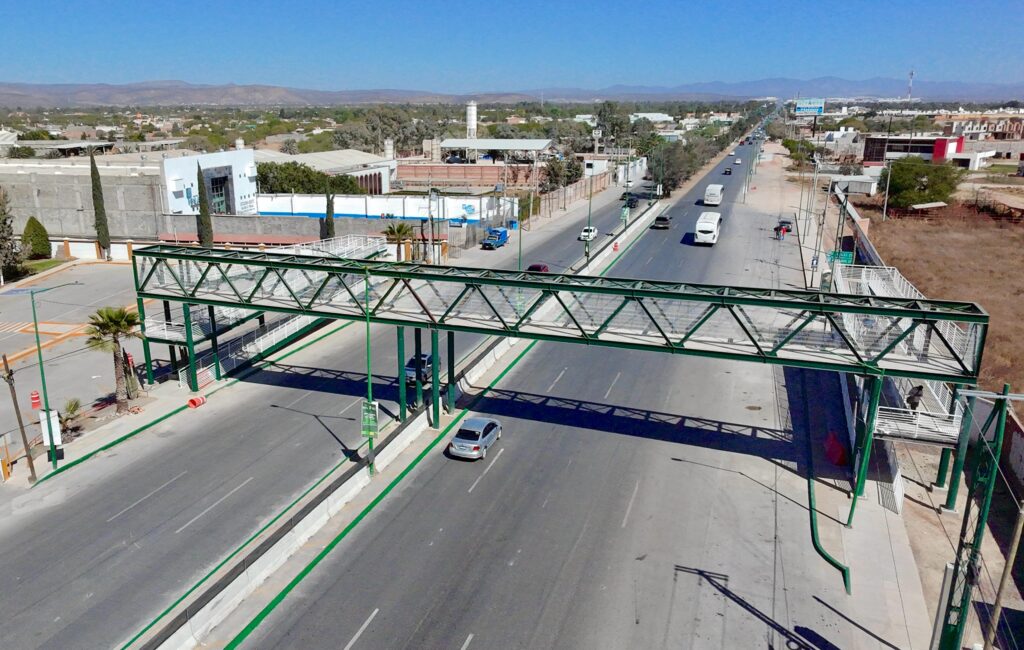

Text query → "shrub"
[22,216,51,259]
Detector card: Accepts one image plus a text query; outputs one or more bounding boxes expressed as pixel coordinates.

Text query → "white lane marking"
[604,372,621,400]
[541,494,550,508]
[284,390,312,408]
[106,471,188,523]
[546,368,566,393]
[621,480,641,528]
[467,447,505,493]
[338,400,359,416]
[175,477,254,534]
[460,633,475,650]
[344,607,379,650]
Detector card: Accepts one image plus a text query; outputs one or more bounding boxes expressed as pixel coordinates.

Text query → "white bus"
[704,184,724,206]
[694,211,722,245]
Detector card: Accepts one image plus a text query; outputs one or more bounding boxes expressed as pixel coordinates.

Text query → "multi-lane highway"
[0,176,647,649]
[235,140,905,649]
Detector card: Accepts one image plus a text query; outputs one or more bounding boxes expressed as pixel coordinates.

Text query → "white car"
[734,158,742,165]
[730,150,737,156]
[579,226,598,241]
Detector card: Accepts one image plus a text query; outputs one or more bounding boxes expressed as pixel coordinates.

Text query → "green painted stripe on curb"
[33,321,353,488]
[225,339,540,648]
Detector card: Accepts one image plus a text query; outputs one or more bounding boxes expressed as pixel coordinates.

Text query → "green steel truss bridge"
[132,245,987,384]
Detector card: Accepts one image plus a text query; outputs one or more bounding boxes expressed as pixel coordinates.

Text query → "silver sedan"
[448,417,501,460]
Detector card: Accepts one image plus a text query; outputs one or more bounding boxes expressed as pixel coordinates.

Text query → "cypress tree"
[324,184,336,238]
[89,149,110,257]
[0,187,21,279]
[196,163,213,247]
[22,216,51,259]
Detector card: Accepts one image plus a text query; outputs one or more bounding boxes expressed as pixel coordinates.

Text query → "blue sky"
[3,0,1021,91]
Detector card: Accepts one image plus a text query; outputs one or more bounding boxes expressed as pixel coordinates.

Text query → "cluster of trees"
[879,157,964,209]
[542,157,584,191]
[0,188,53,281]
[256,161,364,195]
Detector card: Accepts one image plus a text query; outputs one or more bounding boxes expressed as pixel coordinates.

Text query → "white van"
[694,211,722,245]
[704,184,724,206]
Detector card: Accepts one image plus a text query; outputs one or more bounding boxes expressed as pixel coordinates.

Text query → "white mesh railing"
[833,264,964,443]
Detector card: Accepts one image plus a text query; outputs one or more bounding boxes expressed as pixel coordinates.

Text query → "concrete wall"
[257,193,508,223]
[1,171,165,238]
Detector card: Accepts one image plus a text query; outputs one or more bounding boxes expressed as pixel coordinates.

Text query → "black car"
[724,167,733,175]
[626,197,639,208]
[652,214,672,229]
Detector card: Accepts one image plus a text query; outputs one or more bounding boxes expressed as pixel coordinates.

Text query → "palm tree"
[85,307,142,414]
[383,222,415,261]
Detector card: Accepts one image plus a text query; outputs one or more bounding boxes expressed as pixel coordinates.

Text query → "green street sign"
[827,250,854,265]
[621,206,629,221]
[361,400,379,438]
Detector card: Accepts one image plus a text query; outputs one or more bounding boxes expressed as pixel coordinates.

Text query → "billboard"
[795,99,825,115]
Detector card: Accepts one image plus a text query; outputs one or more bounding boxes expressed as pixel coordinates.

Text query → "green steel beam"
[134,289,982,384]
[134,245,987,321]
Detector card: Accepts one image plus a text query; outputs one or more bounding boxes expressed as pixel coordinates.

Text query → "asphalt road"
[239,140,885,649]
[0,180,640,649]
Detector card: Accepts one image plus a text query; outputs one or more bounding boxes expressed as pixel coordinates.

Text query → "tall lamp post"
[584,173,594,262]
[31,282,80,469]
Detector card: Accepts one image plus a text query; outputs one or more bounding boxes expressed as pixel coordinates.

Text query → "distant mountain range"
[1,77,1021,108]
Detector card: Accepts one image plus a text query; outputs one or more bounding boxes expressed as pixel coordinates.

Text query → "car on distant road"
[626,197,639,208]
[404,353,433,385]
[448,417,501,460]
[730,150,737,156]
[652,214,672,229]
[620,191,641,201]
[526,263,550,273]
[723,167,732,175]
[579,226,598,241]
[734,158,742,165]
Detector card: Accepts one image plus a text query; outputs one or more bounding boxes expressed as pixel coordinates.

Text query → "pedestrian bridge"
[132,245,988,384]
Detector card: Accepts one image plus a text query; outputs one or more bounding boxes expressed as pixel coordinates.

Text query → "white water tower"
[384,138,394,160]
[235,138,245,150]
[466,101,478,139]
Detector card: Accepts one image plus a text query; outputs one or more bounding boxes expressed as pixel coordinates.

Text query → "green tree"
[7,145,35,158]
[84,307,141,415]
[22,216,51,259]
[543,158,566,191]
[383,222,415,261]
[324,186,336,238]
[257,162,364,194]
[196,164,213,247]
[281,138,299,155]
[880,158,965,209]
[0,187,21,280]
[565,157,583,184]
[19,129,55,140]
[596,101,630,142]
[89,149,110,257]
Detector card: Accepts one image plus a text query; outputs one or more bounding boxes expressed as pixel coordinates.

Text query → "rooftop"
[253,148,392,173]
[440,138,553,151]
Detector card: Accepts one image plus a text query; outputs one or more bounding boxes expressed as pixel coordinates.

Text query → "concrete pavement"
[233,138,932,650]
[0,177,640,649]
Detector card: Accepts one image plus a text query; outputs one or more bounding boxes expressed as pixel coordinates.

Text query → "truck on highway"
[481,227,509,249]
[704,184,724,206]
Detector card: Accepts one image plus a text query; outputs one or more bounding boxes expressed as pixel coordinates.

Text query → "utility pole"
[984,499,1024,650]
[2,354,36,483]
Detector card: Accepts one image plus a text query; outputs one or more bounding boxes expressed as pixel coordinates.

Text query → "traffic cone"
[613,242,620,252]
[30,390,41,410]
[824,431,848,466]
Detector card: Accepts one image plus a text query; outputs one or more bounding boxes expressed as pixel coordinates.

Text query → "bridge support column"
[935,384,961,489]
[136,296,154,385]
[163,300,178,376]
[207,306,219,376]
[447,331,455,413]
[414,328,423,408]
[943,394,977,513]
[182,303,198,392]
[431,330,440,426]
[845,375,883,527]
[397,326,406,421]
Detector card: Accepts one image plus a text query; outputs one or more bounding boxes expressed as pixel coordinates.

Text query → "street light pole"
[2,354,36,482]
[585,174,594,262]
[30,282,79,469]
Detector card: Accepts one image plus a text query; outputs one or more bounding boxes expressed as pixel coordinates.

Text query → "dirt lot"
[855,200,1024,392]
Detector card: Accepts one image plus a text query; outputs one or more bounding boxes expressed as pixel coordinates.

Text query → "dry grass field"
[865,209,1024,391]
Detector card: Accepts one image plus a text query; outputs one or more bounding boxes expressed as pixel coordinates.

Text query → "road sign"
[621,206,629,222]
[361,400,379,438]
[827,250,854,264]
[795,98,825,115]
[656,183,663,197]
